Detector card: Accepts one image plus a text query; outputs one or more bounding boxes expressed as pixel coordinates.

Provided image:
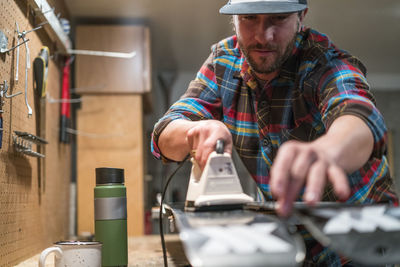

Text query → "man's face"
[234,12,303,76]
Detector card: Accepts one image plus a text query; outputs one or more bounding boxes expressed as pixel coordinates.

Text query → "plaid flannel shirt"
[151,27,399,265]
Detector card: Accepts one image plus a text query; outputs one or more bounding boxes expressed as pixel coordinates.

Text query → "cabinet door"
[76,25,151,94]
[76,25,148,236]
[77,95,144,236]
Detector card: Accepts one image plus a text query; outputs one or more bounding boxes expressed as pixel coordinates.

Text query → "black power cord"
[159,155,190,267]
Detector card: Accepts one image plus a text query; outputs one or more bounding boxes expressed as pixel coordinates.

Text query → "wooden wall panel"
[75,25,151,94]
[77,95,144,236]
[0,1,71,266]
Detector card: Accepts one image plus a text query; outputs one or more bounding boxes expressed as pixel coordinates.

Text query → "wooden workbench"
[15,235,190,267]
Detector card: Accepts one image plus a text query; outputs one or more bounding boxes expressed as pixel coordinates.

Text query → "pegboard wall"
[0,0,71,266]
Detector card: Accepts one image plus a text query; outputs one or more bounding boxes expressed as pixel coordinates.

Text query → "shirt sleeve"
[314,55,387,159]
[151,51,223,161]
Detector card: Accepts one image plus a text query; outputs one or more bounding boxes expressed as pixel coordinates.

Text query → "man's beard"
[239,33,297,74]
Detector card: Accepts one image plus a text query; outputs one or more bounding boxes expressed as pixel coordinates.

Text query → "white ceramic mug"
[39,241,102,267]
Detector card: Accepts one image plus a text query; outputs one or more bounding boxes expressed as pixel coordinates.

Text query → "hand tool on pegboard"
[15,22,44,117]
[0,91,3,149]
[60,57,71,143]
[13,131,47,157]
[33,46,49,193]
[0,81,22,149]
[0,82,7,149]
[15,22,32,117]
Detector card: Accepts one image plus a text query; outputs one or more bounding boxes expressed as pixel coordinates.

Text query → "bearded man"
[151,0,398,265]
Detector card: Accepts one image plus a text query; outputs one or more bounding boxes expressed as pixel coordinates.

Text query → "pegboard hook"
[0,29,29,54]
[17,25,43,40]
[0,80,22,99]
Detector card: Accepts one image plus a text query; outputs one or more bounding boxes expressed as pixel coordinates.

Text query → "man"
[151,0,398,265]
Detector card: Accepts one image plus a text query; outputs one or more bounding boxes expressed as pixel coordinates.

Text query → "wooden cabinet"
[76,25,150,236]
[75,25,151,94]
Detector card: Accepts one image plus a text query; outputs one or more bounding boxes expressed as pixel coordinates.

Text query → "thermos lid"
[96,167,124,184]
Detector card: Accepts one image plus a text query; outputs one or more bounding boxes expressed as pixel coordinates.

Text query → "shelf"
[28,0,71,53]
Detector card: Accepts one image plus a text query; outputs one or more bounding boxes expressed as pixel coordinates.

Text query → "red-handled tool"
[60,57,71,143]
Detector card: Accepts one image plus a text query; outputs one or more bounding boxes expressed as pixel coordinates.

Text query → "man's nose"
[255,23,275,44]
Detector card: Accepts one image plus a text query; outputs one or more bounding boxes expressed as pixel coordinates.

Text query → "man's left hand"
[270,140,351,217]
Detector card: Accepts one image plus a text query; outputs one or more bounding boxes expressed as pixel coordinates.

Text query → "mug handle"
[39,246,63,267]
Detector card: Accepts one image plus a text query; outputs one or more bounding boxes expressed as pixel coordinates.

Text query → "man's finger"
[224,138,233,155]
[198,145,215,170]
[186,127,198,151]
[304,161,327,204]
[327,164,350,201]
[270,143,298,198]
[278,171,305,217]
[187,126,205,167]
[291,148,317,181]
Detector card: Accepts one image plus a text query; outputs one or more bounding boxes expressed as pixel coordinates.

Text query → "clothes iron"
[184,140,254,211]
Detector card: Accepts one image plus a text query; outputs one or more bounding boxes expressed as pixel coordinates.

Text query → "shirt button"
[259,101,267,108]
[263,138,269,147]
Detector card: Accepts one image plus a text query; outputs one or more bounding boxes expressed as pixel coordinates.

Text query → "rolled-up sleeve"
[315,56,387,159]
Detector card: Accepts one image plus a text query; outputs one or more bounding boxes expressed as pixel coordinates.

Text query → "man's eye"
[243,15,257,20]
[276,16,288,20]
[273,15,290,22]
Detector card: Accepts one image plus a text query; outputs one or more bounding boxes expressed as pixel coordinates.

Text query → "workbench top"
[15,235,190,267]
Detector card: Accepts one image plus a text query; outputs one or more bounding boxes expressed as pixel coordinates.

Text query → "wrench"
[15,22,36,117]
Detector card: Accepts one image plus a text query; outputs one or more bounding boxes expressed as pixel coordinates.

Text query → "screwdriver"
[33,46,49,193]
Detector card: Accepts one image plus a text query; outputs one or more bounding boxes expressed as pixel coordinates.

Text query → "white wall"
[305,0,400,89]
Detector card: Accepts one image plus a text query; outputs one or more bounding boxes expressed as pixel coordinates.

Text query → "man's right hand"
[158,119,232,169]
[186,120,233,169]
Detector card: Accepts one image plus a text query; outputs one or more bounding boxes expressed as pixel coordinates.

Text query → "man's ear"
[297,8,308,31]
[299,8,308,22]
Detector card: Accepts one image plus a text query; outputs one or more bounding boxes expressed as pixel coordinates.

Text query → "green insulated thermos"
[94,167,128,267]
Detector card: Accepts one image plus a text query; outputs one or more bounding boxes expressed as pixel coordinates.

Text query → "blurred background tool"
[60,57,71,144]
[34,46,49,194]
[13,131,48,157]
[0,82,3,149]
[0,80,22,150]
[0,97,3,149]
